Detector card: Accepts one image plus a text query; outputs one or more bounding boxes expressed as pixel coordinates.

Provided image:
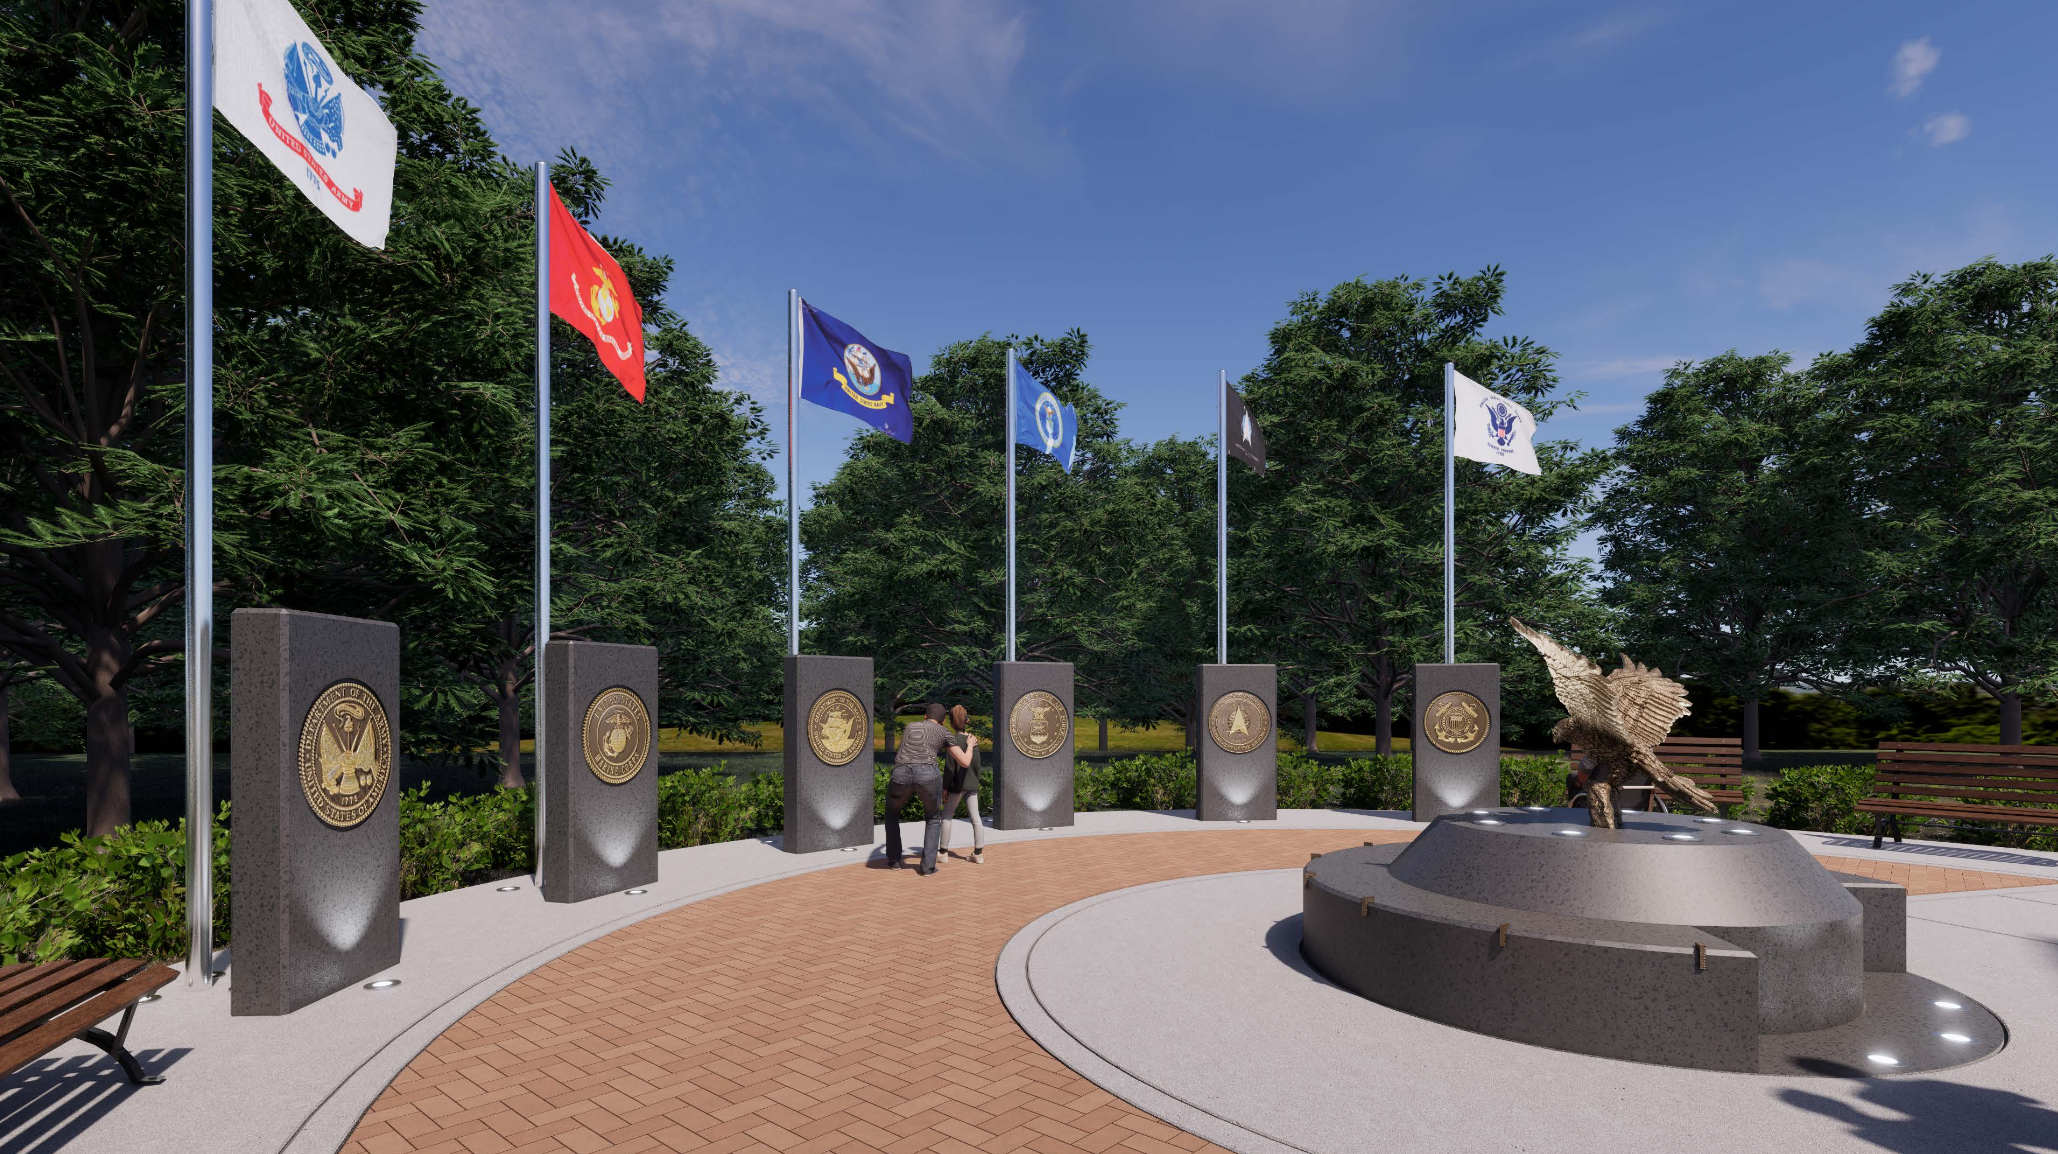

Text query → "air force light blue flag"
[1012,360,1078,473]
[801,302,914,443]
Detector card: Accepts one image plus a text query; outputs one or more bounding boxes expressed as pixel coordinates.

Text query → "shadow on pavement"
[1812,838,2058,870]
[0,1047,192,1154]
[1779,1078,2058,1154]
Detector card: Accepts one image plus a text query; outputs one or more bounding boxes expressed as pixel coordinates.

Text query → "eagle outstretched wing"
[1509,617,1616,729]
[1605,656,1692,752]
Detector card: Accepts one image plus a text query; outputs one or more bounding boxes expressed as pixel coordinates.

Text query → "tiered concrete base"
[1302,808,2003,1073]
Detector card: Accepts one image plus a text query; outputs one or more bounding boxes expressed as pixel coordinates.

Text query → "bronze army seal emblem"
[1208,691,1271,755]
[298,680,393,830]
[1423,690,1490,754]
[807,689,868,766]
[1008,690,1069,759]
[582,687,651,784]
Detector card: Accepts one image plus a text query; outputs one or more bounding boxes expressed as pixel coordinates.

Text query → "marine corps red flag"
[547,184,647,401]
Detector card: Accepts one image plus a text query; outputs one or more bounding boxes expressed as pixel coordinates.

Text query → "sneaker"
[888,858,905,870]
[972,851,984,864]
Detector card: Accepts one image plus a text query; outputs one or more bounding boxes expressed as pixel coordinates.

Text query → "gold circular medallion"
[1423,690,1490,755]
[1008,690,1069,759]
[1207,691,1271,755]
[807,689,868,766]
[297,680,393,830]
[582,687,651,784]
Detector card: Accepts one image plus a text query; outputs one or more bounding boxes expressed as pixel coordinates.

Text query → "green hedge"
[1762,764,1876,835]
[0,751,1597,964]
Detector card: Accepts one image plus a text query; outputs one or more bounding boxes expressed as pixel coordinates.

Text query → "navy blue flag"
[801,302,914,443]
[1012,359,1077,473]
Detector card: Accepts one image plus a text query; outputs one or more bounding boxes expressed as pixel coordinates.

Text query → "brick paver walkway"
[341,829,2052,1154]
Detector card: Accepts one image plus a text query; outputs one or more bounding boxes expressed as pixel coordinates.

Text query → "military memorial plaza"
[2,804,2054,1154]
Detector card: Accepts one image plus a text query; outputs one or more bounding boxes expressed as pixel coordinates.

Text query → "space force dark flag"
[800,303,914,443]
[1012,360,1078,473]
[1225,384,1266,475]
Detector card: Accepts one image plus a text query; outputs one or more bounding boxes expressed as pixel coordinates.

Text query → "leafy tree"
[1236,271,1609,752]
[1593,352,1875,760]
[1814,257,2058,744]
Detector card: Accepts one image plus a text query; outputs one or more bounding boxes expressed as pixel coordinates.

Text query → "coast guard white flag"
[1451,369,1541,475]
[214,0,397,247]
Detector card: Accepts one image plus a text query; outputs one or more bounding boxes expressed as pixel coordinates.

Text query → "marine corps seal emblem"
[1424,690,1490,755]
[1008,690,1069,759]
[297,680,392,830]
[807,689,868,767]
[1207,691,1271,755]
[582,687,651,784]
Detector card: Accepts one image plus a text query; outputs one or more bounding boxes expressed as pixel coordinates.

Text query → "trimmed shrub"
[397,784,533,899]
[0,806,230,964]
[1763,764,1876,835]
[1076,751,1197,811]
[663,767,782,847]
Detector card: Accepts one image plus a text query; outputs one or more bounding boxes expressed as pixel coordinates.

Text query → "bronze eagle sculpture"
[1509,617,1717,828]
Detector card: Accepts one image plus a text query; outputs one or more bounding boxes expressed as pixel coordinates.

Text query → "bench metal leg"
[1872,813,1886,850]
[80,1004,163,1086]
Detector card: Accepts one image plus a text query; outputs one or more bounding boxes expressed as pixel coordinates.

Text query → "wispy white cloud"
[1920,112,1971,146]
[1573,355,1679,378]
[1888,37,1939,99]
[1521,7,1678,67]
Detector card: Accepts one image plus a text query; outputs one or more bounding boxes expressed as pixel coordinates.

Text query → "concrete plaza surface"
[0,810,2052,1154]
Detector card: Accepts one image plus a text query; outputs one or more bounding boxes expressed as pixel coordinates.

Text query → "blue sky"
[420,0,2057,521]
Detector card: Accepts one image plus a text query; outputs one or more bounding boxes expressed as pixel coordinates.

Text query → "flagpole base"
[1195,664,1278,821]
[782,655,876,854]
[991,662,1074,830]
[1411,664,1502,821]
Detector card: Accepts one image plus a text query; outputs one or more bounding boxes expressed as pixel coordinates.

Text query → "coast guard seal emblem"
[1424,690,1489,755]
[1207,691,1271,755]
[297,681,392,830]
[1008,691,1069,759]
[582,687,650,784]
[808,689,868,767]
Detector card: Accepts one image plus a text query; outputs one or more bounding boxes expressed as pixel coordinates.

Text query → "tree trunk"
[1098,716,1108,754]
[83,685,131,836]
[495,664,525,789]
[1740,696,1761,764]
[1374,690,1393,756]
[1999,690,2023,746]
[884,713,895,757]
[0,685,18,804]
[1302,692,1318,753]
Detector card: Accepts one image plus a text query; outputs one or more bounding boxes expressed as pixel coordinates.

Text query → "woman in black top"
[937,705,986,864]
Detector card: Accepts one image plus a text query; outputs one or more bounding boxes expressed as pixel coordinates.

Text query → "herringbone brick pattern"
[339,828,2047,1154]
[1816,853,2057,896]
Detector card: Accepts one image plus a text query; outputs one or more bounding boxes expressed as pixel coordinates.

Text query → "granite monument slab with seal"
[1194,664,1277,821]
[992,661,1074,830]
[230,608,401,1016]
[782,654,875,853]
[541,640,658,902]
[1411,662,1500,820]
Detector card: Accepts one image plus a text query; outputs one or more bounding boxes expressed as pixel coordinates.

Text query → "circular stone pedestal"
[1302,808,2003,1072]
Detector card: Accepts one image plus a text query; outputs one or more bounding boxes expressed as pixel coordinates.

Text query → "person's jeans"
[883,764,943,872]
[938,790,985,853]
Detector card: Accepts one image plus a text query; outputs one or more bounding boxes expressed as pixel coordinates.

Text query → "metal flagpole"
[1005,346,1017,662]
[184,0,216,989]
[1443,362,1456,665]
[532,162,551,889]
[1217,370,1228,666]
[788,290,801,657]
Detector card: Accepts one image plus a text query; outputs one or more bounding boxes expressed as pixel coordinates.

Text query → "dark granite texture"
[991,662,1075,831]
[1831,871,1910,972]
[1194,665,1277,822]
[1410,663,1501,820]
[229,609,401,1017]
[541,640,659,903]
[781,655,875,854]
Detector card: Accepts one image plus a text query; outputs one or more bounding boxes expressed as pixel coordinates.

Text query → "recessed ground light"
[364,979,401,991]
[1523,805,1550,812]
[1469,809,1493,815]
[1723,828,1760,836]
[138,994,163,1004]
[841,846,863,852]
[1553,829,1587,837]
[496,884,521,892]
[1695,817,1724,824]
[625,888,648,895]
[1934,1000,1963,1010]
[1866,1053,1899,1066]
[1939,1033,1973,1044]
[1040,827,1054,831]
[1476,819,1504,825]
[1664,834,1699,842]
[1237,819,1250,824]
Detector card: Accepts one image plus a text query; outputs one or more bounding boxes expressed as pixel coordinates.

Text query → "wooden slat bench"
[0,957,178,1086]
[1860,741,2058,849]
[1569,736,1745,811]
